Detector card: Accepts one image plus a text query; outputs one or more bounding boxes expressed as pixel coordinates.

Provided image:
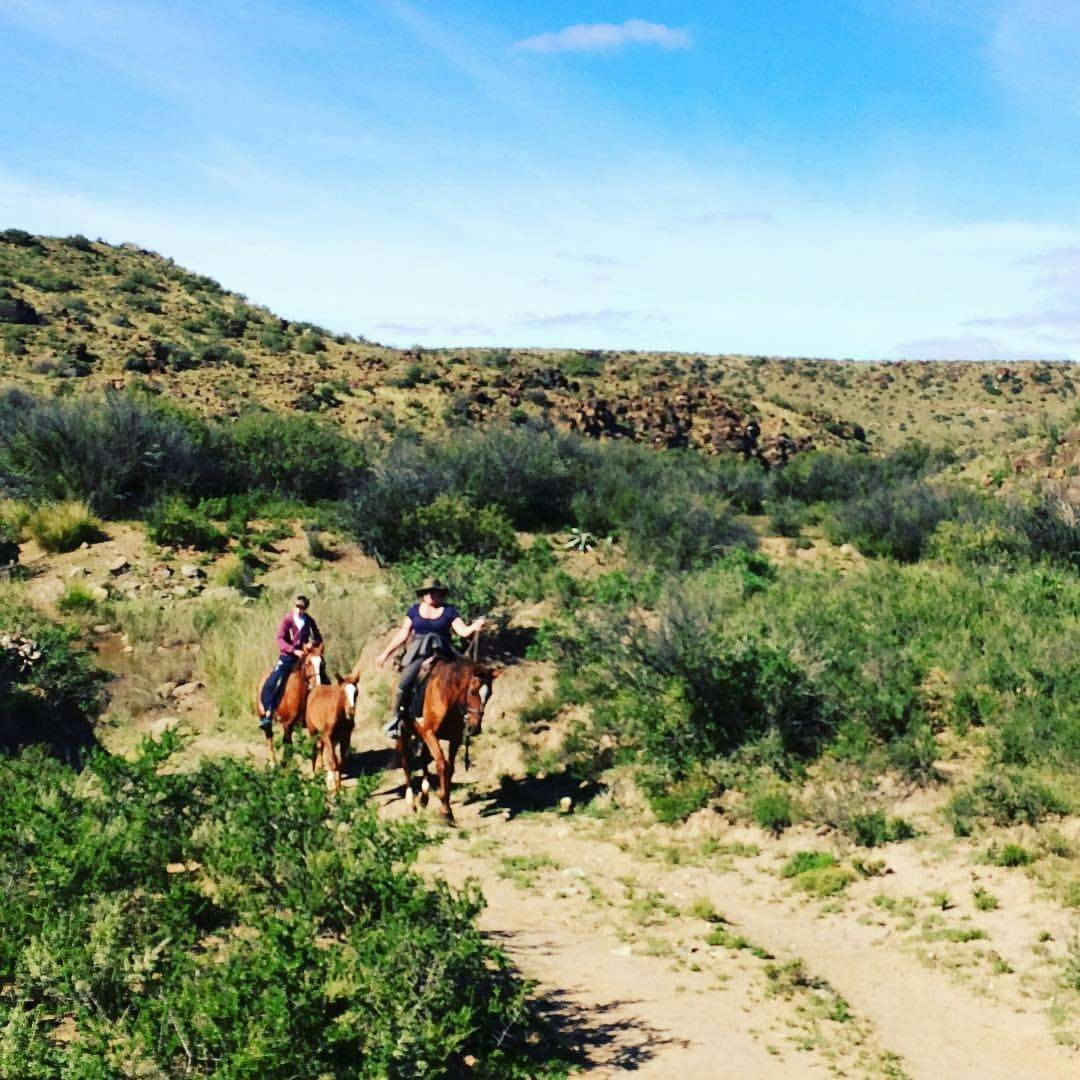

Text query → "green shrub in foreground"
[0,736,570,1078]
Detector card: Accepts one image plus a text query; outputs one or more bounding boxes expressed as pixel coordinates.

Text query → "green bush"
[848,810,916,847]
[0,390,218,514]
[946,771,1070,836]
[145,495,228,551]
[226,410,366,502]
[751,788,795,834]
[410,494,521,560]
[0,610,107,757]
[57,581,99,614]
[984,842,1036,867]
[825,481,973,562]
[0,737,570,1077]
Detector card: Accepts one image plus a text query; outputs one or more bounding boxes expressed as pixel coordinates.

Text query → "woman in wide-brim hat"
[375,578,485,739]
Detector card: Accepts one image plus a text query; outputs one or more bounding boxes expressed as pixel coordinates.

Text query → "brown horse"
[255,641,324,764]
[305,673,358,793]
[399,657,499,824]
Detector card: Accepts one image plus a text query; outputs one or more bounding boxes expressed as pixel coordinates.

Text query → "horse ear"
[490,667,503,680]
[335,673,344,684]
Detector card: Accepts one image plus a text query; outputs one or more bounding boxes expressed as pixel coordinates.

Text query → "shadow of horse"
[467,771,604,819]
[340,746,399,782]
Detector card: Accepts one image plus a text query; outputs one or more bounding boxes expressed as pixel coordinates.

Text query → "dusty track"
[360,663,1079,1079]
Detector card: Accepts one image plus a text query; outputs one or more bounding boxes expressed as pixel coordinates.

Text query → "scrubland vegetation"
[1,229,1078,1074]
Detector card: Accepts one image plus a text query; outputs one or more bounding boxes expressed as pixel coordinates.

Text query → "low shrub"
[984,842,1036,868]
[25,500,105,552]
[946,771,1070,836]
[0,608,107,757]
[0,390,217,514]
[56,581,99,614]
[145,495,228,551]
[751,787,795,834]
[848,810,916,847]
[0,736,571,1077]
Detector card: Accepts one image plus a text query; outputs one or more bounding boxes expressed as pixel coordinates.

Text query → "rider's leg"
[260,652,297,729]
[386,659,422,738]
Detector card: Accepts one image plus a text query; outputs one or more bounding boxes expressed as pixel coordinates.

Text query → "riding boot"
[385,689,409,740]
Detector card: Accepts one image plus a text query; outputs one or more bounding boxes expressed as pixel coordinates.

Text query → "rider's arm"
[276,616,294,655]
[451,615,485,639]
[375,617,413,668]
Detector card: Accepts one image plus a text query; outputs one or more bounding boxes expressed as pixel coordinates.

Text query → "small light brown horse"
[255,641,324,764]
[305,673,359,793]
[400,657,499,824]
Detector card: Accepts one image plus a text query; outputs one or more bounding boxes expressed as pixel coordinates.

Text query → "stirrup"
[259,711,273,732]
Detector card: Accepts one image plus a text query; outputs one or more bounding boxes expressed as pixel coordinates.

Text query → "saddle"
[406,654,442,721]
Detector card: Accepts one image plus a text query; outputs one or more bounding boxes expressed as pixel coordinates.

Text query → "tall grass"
[191,584,394,722]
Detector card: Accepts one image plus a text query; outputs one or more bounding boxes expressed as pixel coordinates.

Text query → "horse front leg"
[421,729,452,824]
[264,722,277,767]
[400,733,417,812]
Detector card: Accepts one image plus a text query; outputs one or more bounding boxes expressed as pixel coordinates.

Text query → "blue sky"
[2,0,1080,359]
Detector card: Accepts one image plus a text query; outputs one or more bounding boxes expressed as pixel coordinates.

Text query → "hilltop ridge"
[1,228,1077,475]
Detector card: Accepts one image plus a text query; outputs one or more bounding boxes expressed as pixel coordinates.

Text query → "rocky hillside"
[1,228,1078,477]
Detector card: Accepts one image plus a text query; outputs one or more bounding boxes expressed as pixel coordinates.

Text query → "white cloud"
[514,19,690,55]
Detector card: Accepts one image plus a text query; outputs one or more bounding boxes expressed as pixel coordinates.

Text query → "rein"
[463,629,482,771]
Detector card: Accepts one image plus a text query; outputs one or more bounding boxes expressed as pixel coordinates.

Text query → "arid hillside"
[2,229,1077,485]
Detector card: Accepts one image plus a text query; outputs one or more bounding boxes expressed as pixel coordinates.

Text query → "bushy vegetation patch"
[0,601,107,757]
[946,771,1071,836]
[145,495,229,551]
[0,736,568,1078]
[0,390,214,514]
[537,553,1079,819]
[224,410,367,502]
[347,426,758,569]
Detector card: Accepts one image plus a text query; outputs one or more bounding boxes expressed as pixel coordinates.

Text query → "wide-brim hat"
[416,577,451,596]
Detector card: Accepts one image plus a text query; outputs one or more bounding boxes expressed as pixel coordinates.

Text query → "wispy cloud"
[514,19,691,55]
[964,245,1080,340]
[515,308,673,331]
[896,333,1065,361]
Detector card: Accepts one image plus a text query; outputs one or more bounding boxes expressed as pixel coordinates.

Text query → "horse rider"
[375,578,485,739]
[259,594,323,732]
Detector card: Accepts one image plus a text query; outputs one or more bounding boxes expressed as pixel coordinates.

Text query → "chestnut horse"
[255,641,324,764]
[399,657,499,824]
[305,673,359,793]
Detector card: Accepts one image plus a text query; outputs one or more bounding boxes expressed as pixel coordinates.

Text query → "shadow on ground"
[484,931,681,1073]
[468,771,603,819]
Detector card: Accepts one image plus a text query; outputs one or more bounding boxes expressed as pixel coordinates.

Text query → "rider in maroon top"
[259,595,322,730]
[375,578,484,739]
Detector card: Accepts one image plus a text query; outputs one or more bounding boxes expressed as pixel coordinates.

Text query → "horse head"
[299,641,325,689]
[336,672,360,715]
[463,664,500,735]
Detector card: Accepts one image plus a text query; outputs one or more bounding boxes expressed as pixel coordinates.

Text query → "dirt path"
[354,663,1079,1079]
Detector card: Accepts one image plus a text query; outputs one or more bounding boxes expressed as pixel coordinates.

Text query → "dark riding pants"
[260,652,297,715]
